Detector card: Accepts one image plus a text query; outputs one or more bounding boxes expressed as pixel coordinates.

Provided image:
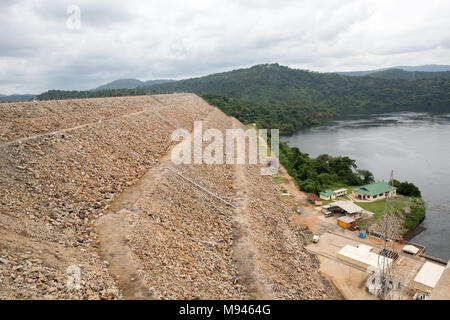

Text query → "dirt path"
[96,164,168,299]
[230,119,274,299]
[95,107,204,299]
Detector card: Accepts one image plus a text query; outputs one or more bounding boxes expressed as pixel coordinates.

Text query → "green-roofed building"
[352,182,397,202]
[319,189,336,201]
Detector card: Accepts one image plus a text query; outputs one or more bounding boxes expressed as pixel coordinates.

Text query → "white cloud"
[0,0,449,94]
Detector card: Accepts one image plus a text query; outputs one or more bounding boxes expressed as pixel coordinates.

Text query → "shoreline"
[403,224,426,241]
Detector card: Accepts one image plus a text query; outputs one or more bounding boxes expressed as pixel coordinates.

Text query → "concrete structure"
[412,261,446,293]
[322,200,364,215]
[430,260,450,300]
[352,182,396,202]
[319,189,336,201]
[337,244,393,271]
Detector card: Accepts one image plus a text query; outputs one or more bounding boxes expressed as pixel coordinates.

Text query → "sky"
[0,0,449,94]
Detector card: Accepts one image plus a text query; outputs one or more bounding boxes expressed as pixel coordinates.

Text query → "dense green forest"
[278,142,374,194]
[201,94,337,136]
[151,63,450,117]
[393,180,422,197]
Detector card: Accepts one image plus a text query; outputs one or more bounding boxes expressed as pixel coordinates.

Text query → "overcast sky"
[1,0,449,94]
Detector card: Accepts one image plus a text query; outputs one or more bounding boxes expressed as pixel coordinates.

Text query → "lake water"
[284,112,450,260]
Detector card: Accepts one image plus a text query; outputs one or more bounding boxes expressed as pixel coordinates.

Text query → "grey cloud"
[0,0,449,94]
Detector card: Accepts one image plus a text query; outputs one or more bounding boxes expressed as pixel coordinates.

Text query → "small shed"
[337,216,357,229]
[308,193,323,206]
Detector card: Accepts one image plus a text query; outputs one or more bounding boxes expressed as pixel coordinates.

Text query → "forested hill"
[150,63,450,114]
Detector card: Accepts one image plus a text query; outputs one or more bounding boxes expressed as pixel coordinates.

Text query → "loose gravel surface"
[0,94,337,299]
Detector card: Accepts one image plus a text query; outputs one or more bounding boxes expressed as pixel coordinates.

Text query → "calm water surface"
[284,112,450,260]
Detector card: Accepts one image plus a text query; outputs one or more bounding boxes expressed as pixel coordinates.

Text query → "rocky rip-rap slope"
[0,94,338,299]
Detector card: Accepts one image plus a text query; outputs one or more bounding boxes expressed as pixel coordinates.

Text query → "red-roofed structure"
[308,193,323,205]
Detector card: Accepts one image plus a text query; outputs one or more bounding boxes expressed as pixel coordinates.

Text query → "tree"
[357,169,375,184]
[393,180,421,197]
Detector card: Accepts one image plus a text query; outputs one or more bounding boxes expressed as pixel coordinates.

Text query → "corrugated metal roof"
[322,200,364,214]
[319,189,335,196]
[353,182,396,196]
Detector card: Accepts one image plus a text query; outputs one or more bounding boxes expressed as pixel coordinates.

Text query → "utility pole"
[376,170,399,300]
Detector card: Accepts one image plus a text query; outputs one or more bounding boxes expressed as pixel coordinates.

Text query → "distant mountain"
[336,69,387,77]
[336,65,450,77]
[93,79,174,91]
[143,79,174,86]
[93,79,145,91]
[395,65,450,72]
[0,94,35,102]
[366,69,450,80]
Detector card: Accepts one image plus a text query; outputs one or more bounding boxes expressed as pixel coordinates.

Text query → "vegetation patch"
[278,141,375,194]
[402,199,426,231]
[393,180,421,197]
[272,176,289,185]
